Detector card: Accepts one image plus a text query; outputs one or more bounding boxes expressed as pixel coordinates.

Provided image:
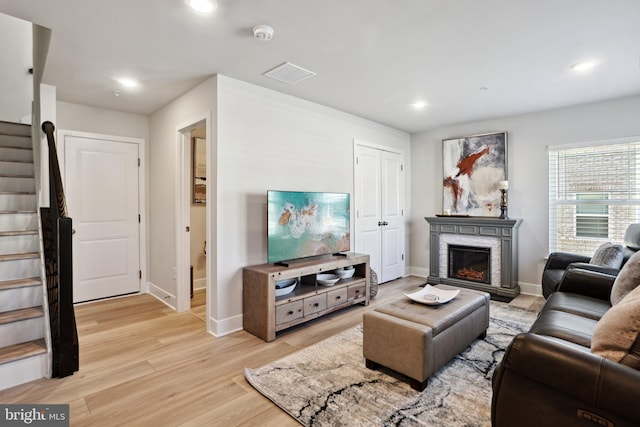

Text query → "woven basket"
[370,269,379,298]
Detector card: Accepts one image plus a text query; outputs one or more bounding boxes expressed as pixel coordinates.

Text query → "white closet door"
[64,135,140,302]
[355,144,405,283]
[380,150,403,282]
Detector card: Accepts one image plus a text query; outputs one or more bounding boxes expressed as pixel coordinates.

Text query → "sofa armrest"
[493,333,640,427]
[557,268,615,300]
[544,252,592,271]
[568,262,620,276]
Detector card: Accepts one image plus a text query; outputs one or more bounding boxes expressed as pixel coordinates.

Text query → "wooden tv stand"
[243,253,370,342]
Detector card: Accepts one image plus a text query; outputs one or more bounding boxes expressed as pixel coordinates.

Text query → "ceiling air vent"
[263,62,316,84]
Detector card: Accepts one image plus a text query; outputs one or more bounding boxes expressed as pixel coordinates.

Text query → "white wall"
[149,74,410,336]
[56,101,149,140]
[148,76,218,309]
[0,13,32,123]
[410,95,640,295]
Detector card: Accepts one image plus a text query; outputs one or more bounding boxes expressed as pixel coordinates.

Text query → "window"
[575,193,609,238]
[548,139,640,255]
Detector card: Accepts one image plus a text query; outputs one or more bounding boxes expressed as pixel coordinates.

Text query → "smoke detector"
[253,25,274,41]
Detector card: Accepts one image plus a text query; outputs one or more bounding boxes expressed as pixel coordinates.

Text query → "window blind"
[548,140,640,255]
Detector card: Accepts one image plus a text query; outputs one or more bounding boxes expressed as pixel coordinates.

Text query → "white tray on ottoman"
[363,285,490,391]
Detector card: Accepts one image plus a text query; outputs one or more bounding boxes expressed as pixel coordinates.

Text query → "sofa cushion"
[529,310,598,348]
[590,242,624,269]
[591,285,640,370]
[611,250,640,305]
[542,292,610,321]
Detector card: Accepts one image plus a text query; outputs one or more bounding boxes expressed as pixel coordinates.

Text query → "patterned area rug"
[245,302,537,426]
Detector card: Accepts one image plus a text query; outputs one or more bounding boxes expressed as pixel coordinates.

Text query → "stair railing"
[40,121,78,377]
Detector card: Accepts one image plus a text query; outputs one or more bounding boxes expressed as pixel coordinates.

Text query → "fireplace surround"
[425,216,521,300]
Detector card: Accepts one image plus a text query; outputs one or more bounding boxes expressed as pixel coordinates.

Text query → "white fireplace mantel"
[425,216,522,301]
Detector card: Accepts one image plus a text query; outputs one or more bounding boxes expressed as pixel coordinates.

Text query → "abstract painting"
[442,132,507,217]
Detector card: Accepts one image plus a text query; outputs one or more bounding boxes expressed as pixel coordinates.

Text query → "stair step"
[0,134,31,150]
[0,211,37,232]
[0,308,45,348]
[0,176,35,193]
[0,160,34,177]
[0,339,46,366]
[0,173,34,179]
[0,252,39,262]
[0,230,38,236]
[0,306,44,326]
[0,345,47,390]
[0,257,40,281]
[0,281,42,312]
[0,193,36,212]
[0,277,41,291]
[0,147,33,162]
[0,121,31,137]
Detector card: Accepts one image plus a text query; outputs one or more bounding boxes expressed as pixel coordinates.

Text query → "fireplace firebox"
[448,245,490,284]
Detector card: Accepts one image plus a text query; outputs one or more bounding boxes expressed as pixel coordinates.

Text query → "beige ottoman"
[363,286,490,391]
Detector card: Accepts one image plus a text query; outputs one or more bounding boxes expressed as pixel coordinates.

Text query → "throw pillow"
[591,284,640,370]
[611,250,640,305]
[590,242,624,269]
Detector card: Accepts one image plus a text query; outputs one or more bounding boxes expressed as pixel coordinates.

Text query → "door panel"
[64,136,140,302]
[381,151,403,281]
[355,147,382,274]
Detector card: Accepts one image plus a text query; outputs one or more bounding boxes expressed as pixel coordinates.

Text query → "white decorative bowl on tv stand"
[242,252,370,342]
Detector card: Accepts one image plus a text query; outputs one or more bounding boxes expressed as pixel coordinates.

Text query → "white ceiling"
[1,0,639,133]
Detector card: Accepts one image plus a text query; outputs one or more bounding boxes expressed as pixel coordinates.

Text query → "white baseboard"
[208,313,243,338]
[148,282,177,309]
[193,278,206,290]
[408,266,429,278]
[518,281,543,297]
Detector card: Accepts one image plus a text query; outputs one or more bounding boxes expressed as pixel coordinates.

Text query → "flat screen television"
[268,190,350,264]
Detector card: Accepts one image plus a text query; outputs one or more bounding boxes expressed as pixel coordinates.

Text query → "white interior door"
[354,144,405,283]
[355,147,382,275]
[64,135,140,303]
[380,151,403,281]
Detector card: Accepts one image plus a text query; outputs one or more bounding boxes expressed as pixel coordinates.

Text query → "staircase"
[0,121,49,390]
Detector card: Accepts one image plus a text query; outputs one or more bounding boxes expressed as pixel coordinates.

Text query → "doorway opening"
[176,112,212,331]
[189,125,207,320]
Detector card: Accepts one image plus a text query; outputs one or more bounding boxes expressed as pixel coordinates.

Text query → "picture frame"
[192,137,206,205]
[442,131,507,217]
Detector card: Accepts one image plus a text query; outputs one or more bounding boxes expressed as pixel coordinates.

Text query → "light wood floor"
[0,277,542,426]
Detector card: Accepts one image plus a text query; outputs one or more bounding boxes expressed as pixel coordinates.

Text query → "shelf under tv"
[242,252,370,342]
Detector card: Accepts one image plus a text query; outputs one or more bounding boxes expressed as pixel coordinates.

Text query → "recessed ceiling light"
[411,101,428,110]
[115,77,139,88]
[570,61,596,72]
[188,0,217,13]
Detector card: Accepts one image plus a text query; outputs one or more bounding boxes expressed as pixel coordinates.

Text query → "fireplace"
[425,216,521,300]
[448,245,490,284]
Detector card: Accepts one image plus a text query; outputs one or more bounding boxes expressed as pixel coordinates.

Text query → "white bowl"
[275,278,297,296]
[317,273,340,286]
[336,268,355,279]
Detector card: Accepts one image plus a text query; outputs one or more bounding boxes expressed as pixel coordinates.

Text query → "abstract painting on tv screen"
[442,132,507,217]
[268,191,350,264]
